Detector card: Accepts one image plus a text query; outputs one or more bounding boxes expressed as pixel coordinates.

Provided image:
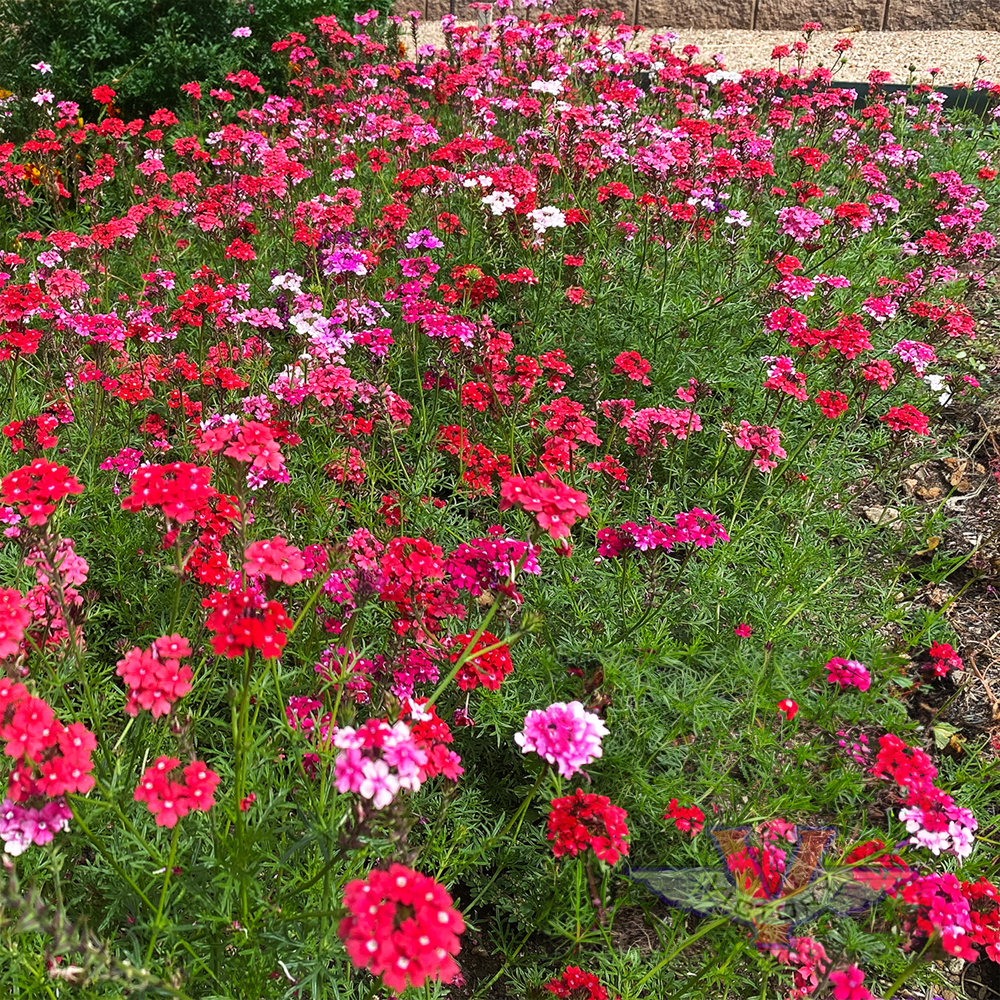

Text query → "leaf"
[932,722,963,750]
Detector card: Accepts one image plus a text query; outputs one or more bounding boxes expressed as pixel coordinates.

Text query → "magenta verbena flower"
[825,657,871,692]
[515,701,608,778]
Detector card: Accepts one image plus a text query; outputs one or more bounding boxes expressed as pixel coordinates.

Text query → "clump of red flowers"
[880,404,929,436]
[450,630,513,691]
[1,459,84,526]
[547,789,629,864]
[338,863,464,993]
[202,587,293,659]
[927,641,962,678]
[120,462,217,523]
[116,634,193,717]
[134,755,220,827]
[545,965,612,1000]
[665,798,705,836]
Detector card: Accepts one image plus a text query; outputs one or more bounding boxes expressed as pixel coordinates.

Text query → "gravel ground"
[407,24,1000,85]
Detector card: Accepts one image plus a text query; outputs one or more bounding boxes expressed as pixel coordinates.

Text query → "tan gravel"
[407,24,1000,86]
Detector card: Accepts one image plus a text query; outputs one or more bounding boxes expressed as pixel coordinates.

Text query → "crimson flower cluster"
[547,788,629,864]
[338,864,464,993]
[0,459,84,526]
[545,966,610,1000]
[1,678,96,800]
[116,634,193,717]
[134,755,220,828]
[927,641,963,678]
[664,799,705,836]
[450,630,513,691]
[202,587,293,659]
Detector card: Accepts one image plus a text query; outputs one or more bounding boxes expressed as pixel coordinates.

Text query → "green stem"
[145,821,182,965]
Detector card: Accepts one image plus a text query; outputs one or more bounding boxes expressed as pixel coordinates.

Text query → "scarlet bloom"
[1,459,84,526]
[665,798,704,836]
[880,404,929,436]
[339,864,464,994]
[499,472,589,540]
[546,966,609,1000]
[134,755,219,827]
[91,84,116,105]
[777,698,799,721]
[450,630,513,691]
[547,789,629,864]
[814,390,848,418]
[612,350,652,386]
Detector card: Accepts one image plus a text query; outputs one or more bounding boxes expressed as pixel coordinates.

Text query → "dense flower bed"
[0,8,997,998]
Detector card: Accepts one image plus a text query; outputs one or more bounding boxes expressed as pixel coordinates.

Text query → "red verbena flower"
[449,630,513,691]
[545,966,609,1000]
[339,864,464,994]
[547,788,629,864]
[665,798,704,836]
[1,460,84,526]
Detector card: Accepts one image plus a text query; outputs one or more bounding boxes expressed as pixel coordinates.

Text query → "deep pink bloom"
[826,657,871,692]
[777,699,798,721]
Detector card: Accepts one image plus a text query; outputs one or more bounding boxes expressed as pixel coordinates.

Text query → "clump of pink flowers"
[825,657,871,692]
[596,509,729,560]
[732,422,786,473]
[872,734,977,859]
[515,701,608,778]
[331,718,429,809]
[116,634,193,718]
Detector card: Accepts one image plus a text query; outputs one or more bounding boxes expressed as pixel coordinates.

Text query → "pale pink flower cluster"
[332,720,427,809]
[889,339,937,375]
[514,701,608,778]
[0,798,72,856]
[776,206,824,243]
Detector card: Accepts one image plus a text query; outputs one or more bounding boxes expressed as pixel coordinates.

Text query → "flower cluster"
[0,679,95,854]
[825,657,871,692]
[134,756,220,827]
[545,966,609,1000]
[595,509,729,560]
[872,734,977,859]
[664,799,705,836]
[500,472,590,542]
[202,587,292,659]
[332,718,428,809]
[547,789,629,864]
[732,422,787,473]
[115,634,193,717]
[243,536,306,586]
[450,630,513,691]
[338,864,464,993]
[515,701,608,778]
[927,641,963,678]
[0,459,84,526]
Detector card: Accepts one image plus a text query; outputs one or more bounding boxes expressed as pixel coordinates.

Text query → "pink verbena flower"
[826,657,871,692]
[515,701,608,778]
[499,472,589,540]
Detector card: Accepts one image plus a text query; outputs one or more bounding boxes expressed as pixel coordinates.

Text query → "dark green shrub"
[0,0,387,128]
